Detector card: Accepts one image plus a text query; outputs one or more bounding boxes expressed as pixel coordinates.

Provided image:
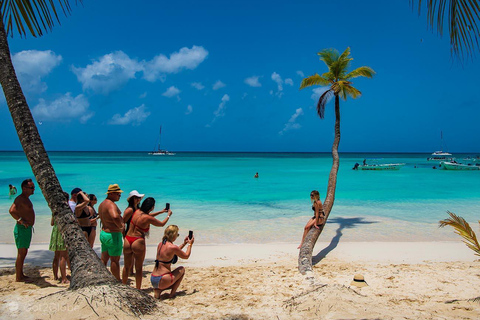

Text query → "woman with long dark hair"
[122,197,171,289]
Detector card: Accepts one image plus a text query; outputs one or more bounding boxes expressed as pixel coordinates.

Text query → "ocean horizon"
[1,151,479,246]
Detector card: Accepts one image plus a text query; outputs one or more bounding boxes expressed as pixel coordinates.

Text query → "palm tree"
[298,47,375,275]
[0,0,155,315]
[412,0,480,60]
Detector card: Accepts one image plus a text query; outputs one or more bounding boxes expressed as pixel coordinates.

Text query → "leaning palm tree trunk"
[298,95,340,275]
[0,17,157,315]
[0,17,116,290]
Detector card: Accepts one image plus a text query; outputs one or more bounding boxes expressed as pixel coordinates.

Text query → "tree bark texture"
[0,17,118,289]
[298,95,340,275]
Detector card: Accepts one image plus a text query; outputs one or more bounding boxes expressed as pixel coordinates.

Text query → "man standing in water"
[9,179,36,282]
[98,184,124,280]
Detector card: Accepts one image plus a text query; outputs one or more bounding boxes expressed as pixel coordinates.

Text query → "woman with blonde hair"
[151,225,194,299]
[298,190,325,249]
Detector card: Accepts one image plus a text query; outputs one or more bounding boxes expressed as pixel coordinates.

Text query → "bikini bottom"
[151,272,174,289]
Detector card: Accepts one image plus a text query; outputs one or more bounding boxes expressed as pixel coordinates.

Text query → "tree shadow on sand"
[312,217,377,265]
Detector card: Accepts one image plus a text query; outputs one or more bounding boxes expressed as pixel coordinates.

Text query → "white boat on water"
[148,126,175,156]
[354,159,405,171]
[441,161,480,171]
[427,131,454,161]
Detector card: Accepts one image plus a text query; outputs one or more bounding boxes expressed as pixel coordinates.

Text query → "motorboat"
[441,161,480,170]
[354,159,405,171]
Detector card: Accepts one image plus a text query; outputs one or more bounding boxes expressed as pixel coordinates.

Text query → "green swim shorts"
[14,224,33,249]
[100,230,123,256]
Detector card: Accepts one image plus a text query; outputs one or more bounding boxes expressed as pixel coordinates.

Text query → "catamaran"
[427,131,454,161]
[148,126,175,156]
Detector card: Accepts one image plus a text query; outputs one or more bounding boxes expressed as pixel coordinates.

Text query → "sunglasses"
[26,187,35,190]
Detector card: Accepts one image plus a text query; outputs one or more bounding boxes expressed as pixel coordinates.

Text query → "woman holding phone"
[298,190,325,249]
[122,197,171,289]
[151,225,194,299]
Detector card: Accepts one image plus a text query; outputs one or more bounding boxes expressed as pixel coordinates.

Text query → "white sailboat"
[148,126,175,156]
[427,131,453,161]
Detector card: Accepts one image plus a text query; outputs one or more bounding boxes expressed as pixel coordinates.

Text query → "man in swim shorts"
[98,184,124,280]
[9,179,36,282]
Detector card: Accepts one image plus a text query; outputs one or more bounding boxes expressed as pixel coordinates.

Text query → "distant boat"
[428,131,453,161]
[148,126,175,156]
[441,161,480,171]
[355,159,405,171]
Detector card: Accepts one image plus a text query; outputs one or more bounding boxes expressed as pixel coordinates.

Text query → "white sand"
[1,241,479,319]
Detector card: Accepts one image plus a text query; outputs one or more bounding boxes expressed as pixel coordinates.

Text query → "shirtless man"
[98,184,124,280]
[9,179,36,282]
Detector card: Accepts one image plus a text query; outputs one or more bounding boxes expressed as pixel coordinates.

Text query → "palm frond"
[412,0,480,59]
[343,84,362,99]
[439,210,480,256]
[317,89,334,119]
[470,296,480,303]
[300,74,330,90]
[317,48,340,68]
[1,0,81,38]
[345,66,376,80]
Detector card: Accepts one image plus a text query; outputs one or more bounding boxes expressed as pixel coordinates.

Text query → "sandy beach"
[1,241,480,319]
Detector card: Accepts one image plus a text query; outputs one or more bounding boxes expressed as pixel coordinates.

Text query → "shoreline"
[0,241,476,269]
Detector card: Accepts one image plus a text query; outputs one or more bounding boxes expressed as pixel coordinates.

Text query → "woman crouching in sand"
[151,225,194,299]
[298,190,325,249]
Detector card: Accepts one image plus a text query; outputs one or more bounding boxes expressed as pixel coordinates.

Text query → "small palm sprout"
[439,211,480,256]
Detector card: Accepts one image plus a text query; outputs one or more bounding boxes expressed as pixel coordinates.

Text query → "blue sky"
[1,0,479,152]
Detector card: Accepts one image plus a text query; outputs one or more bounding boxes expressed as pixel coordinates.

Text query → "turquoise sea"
[1,152,479,245]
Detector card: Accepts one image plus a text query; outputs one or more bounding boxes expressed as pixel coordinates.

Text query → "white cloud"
[279,108,304,135]
[296,70,305,78]
[285,78,293,86]
[109,104,150,126]
[162,86,181,98]
[244,76,261,87]
[191,82,205,90]
[32,93,92,123]
[12,50,62,93]
[185,105,193,115]
[72,51,143,94]
[213,80,226,90]
[271,72,285,97]
[207,94,230,126]
[143,46,208,82]
[311,87,329,101]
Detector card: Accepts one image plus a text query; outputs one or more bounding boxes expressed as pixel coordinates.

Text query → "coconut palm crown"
[300,47,375,119]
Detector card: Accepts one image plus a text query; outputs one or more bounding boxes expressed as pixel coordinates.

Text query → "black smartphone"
[188,230,193,240]
[165,203,170,210]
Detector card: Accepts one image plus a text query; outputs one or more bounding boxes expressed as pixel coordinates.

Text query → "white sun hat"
[127,190,145,201]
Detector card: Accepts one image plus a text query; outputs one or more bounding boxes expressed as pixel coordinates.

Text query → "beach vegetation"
[412,0,480,60]
[439,211,480,256]
[0,0,156,315]
[298,47,374,275]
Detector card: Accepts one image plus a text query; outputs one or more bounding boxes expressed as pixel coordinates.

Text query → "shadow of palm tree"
[312,217,377,265]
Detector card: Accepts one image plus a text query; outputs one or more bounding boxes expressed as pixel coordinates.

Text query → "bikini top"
[77,207,90,219]
[131,211,150,233]
[155,239,178,267]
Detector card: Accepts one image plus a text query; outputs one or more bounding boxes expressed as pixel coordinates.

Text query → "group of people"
[9,180,194,299]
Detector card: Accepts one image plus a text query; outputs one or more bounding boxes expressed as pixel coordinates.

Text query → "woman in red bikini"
[122,197,171,289]
[151,225,194,299]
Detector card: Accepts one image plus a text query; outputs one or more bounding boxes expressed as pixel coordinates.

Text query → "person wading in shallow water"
[98,184,124,281]
[9,179,36,282]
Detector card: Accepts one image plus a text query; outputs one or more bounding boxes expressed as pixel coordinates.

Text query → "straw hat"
[106,184,123,194]
[127,190,145,201]
[350,274,368,288]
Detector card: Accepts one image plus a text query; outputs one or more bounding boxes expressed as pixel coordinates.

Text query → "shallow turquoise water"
[0,152,479,244]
